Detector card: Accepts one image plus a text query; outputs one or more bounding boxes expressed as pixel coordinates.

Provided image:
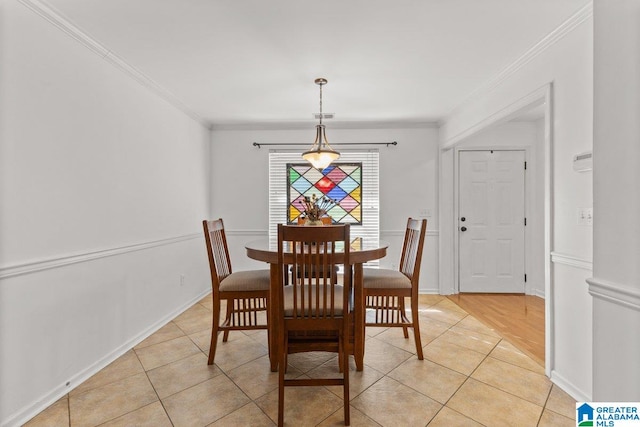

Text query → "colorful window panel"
[287,163,362,224]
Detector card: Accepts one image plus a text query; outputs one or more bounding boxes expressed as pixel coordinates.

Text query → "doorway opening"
[439,84,553,374]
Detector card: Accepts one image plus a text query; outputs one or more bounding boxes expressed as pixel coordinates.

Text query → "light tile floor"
[24,295,576,426]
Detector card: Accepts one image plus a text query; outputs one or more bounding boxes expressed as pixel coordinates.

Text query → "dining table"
[245,235,388,372]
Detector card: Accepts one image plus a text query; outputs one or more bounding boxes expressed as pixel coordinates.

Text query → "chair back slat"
[399,218,427,284]
[278,224,350,321]
[203,219,233,291]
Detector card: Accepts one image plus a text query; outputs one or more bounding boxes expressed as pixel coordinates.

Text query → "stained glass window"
[287,163,363,224]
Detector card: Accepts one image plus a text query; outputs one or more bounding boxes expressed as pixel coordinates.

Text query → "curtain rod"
[252,141,397,148]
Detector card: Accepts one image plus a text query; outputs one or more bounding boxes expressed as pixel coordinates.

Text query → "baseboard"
[418,288,441,295]
[533,288,546,299]
[550,369,592,402]
[3,288,210,427]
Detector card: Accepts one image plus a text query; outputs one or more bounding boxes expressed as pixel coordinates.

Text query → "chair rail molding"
[224,229,439,238]
[382,229,439,237]
[225,229,269,237]
[0,233,201,279]
[550,251,593,271]
[587,277,640,312]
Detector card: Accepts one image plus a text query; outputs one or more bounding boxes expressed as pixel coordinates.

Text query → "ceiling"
[43,0,589,127]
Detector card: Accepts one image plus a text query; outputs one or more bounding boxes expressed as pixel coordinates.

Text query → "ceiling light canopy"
[302,78,340,169]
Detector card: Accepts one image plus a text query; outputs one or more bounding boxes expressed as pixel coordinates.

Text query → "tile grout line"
[423,312,503,425]
[536,383,555,426]
[185,325,279,424]
[134,346,173,426]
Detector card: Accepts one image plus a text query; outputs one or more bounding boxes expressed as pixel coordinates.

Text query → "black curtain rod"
[252,141,397,148]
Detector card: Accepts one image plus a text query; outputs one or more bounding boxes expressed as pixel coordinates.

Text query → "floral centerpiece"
[299,194,337,225]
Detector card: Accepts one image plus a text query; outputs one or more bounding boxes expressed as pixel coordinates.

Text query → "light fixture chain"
[319,81,323,125]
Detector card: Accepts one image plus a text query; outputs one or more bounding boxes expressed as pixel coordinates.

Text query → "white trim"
[4,288,210,427]
[418,287,441,295]
[0,234,201,279]
[550,369,592,402]
[551,252,593,271]
[444,1,593,124]
[587,277,640,311]
[224,229,440,238]
[533,288,546,299]
[444,84,550,148]
[17,0,210,129]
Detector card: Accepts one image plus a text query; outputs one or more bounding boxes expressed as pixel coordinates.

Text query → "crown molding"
[17,0,212,129]
[446,1,593,120]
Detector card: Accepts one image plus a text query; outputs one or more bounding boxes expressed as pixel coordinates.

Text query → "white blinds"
[268,150,380,263]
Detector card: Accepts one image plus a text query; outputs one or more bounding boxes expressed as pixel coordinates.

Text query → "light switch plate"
[577,207,593,226]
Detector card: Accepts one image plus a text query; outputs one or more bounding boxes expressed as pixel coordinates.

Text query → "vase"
[305,219,324,226]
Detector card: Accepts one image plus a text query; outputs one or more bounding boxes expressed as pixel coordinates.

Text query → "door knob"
[461,217,466,222]
[460,226,467,232]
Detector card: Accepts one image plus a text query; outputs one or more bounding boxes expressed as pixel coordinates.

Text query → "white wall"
[590,0,640,401]
[210,125,440,293]
[439,6,594,400]
[0,2,211,424]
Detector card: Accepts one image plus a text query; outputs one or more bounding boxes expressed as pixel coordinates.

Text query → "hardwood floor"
[448,293,545,366]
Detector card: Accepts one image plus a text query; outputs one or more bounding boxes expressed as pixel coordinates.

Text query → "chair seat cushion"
[283,284,345,316]
[363,268,411,289]
[219,270,271,292]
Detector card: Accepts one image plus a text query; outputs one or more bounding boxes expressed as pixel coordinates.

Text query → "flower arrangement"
[299,194,338,222]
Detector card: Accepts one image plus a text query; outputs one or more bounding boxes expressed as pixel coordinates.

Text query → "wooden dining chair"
[202,218,270,365]
[363,218,427,359]
[291,216,338,284]
[276,224,351,426]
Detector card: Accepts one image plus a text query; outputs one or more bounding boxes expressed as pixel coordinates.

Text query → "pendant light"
[302,78,340,169]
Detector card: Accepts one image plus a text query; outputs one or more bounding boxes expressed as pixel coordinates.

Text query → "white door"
[458,150,525,293]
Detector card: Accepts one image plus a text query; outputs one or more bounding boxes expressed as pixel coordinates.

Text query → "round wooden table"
[246,237,388,371]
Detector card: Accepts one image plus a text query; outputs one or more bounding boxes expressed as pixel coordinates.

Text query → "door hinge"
[524,274,527,283]
[524,161,527,170]
[524,217,527,226]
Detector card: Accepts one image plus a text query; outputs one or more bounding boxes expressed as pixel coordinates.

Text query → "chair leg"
[411,297,424,360]
[399,297,409,338]
[342,333,350,426]
[278,333,287,427]
[265,296,271,362]
[208,297,221,365]
[222,300,233,342]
